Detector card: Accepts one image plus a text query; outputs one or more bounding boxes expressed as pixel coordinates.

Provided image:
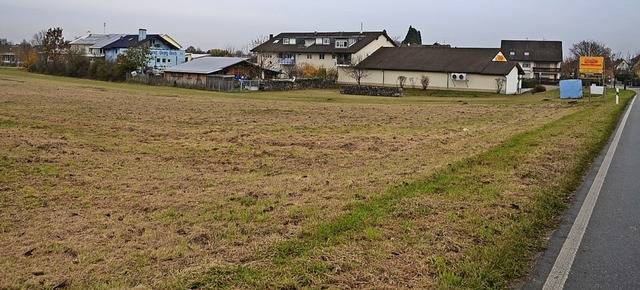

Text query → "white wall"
[338,68,522,94]
[504,67,521,94]
[352,35,397,63]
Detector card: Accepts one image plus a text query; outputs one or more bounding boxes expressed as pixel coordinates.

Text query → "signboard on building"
[493,52,507,62]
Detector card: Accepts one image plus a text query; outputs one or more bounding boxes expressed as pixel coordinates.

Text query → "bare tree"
[391,35,402,46]
[224,43,240,56]
[31,29,47,49]
[570,40,611,60]
[247,35,270,55]
[397,76,407,88]
[421,75,430,90]
[561,57,578,78]
[569,40,614,75]
[246,35,274,78]
[0,38,12,53]
[495,78,505,94]
[185,46,206,54]
[281,64,302,79]
[409,77,416,89]
[343,56,370,85]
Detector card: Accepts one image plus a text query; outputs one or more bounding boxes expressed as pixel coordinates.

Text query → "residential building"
[69,29,185,69]
[69,33,124,59]
[0,45,19,66]
[337,47,524,94]
[500,40,563,83]
[251,31,396,76]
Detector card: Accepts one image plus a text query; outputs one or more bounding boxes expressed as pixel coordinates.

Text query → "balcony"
[533,67,561,74]
[278,58,295,65]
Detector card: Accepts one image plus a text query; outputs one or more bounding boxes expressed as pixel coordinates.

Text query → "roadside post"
[616,87,620,105]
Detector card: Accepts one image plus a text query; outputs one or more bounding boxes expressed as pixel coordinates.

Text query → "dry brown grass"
[0,70,586,288]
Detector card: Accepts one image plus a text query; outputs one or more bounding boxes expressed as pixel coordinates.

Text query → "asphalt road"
[522,89,640,290]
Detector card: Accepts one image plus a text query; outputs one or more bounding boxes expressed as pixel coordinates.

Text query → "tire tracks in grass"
[189,94,633,289]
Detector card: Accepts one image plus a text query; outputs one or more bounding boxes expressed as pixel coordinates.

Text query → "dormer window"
[524,51,530,56]
[283,38,289,44]
[335,39,348,48]
[323,38,330,45]
[509,51,515,56]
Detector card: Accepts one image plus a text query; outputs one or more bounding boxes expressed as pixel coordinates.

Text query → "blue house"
[101,29,186,69]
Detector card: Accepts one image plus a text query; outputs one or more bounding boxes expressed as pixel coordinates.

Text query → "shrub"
[315,68,327,78]
[300,63,318,78]
[522,78,538,88]
[533,85,546,93]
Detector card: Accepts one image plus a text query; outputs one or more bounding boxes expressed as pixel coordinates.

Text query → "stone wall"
[339,85,403,97]
[261,78,336,91]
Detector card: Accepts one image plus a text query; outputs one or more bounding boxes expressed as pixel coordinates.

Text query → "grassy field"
[0,67,634,289]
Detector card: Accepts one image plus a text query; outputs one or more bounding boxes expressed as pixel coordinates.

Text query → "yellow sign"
[493,52,507,62]
[579,56,604,74]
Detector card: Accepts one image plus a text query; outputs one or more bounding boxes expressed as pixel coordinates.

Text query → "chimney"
[269,34,274,40]
[138,28,147,42]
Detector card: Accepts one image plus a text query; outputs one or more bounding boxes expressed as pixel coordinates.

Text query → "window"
[522,62,531,68]
[323,38,330,45]
[162,59,166,63]
[524,51,530,56]
[157,58,161,63]
[319,54,325,60]
[332,54,336,59]
[283,38,290,44]
[307,54,312,59]
[167,59,171,63]
[509,51,515,56]
[335,40,348,48]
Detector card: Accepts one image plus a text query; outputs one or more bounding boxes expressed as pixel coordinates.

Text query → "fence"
[126,74,337,93]
[125,74,171,86]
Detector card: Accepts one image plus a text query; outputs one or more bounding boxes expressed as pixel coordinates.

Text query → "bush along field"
[0,68,634,289]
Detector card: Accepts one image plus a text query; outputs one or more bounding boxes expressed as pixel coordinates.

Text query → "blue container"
[560,80,583,99]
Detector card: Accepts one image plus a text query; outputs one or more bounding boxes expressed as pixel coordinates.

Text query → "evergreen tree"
[402,26,422,46]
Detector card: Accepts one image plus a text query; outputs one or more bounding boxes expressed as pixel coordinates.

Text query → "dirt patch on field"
[0,74,579,288]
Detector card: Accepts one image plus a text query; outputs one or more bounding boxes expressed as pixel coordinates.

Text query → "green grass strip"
[190,93,633,289]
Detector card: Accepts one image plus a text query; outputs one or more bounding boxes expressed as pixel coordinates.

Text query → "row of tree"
[0,27,154,81]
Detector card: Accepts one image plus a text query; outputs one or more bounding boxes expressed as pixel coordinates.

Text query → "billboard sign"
[579,56,604,74]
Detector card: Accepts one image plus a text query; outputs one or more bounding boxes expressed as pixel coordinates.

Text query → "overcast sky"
[1,0,639,58]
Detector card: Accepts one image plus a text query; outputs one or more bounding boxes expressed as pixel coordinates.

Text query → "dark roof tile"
[500,40,563,62]
[251,31,396,54]
[357,47,522,76]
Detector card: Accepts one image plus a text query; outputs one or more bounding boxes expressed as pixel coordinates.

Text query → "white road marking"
[543,96,637,290]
